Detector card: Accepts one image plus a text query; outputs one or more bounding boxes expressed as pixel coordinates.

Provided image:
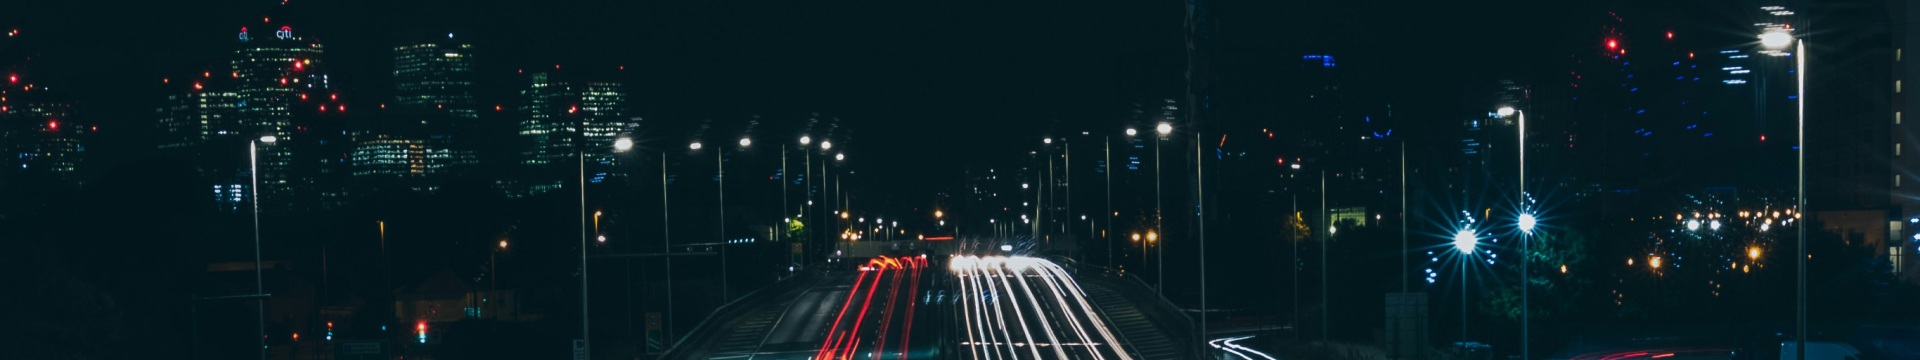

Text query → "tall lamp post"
[577,135,635,360]
[1154,122,1171,292]
[251,135,274,360]
[1499,105,1534,360]
[1453,228,1479,351]
[1759,27,1805,360]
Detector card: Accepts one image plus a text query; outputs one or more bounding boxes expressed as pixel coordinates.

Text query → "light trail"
[1026,258,1104,360]
[1007,258,1070,359]
[1212,335,1276,360]
[989,257,1045,359]
[1211,337,1252,360]
[1035,260,1132,360]
[813,256,923,360]
[949,255,1135,360]
[897,256,923,360]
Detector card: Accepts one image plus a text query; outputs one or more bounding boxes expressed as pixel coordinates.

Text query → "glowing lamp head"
[1043,137,1053,144]
[799,135,811,145]
[1497,107,1516,117]
[499,240,508,249]
[1453,229,1477,253]
[739,137,752,147]
[688,142,702,150]
[835,153,845,161]
[1760,30,1793,49]
[1518,213,1537,234]
[1125,128,1138,136]
[1748,247,1761,260]
[820,140,833,150]
[1156,122,1173,135]
[613,137,633,152]
[1686,219,1701,231]
[259,135,278,144]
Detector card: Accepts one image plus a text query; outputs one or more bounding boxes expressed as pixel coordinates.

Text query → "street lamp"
[1503,101,1532,360]
[739,137,752,147]
[613,137,633,152]
[1760,30,1793,49]
[1757,24,1806,360]
[821,140,833,150]
[1453,228,1478,348]
[1125,128,1138,136]
[835,153,845,161]
[249,134,276,360]
[575,133,635,358]
[799,135,811,146]
[689,142,702,150]
[1156,122,1173,135]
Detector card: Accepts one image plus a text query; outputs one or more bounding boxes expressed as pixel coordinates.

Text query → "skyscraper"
[348,31,481,193]
[392,32,478,127]
[510,71,633,194]
[157,13,350,212]
[2,77,89,188]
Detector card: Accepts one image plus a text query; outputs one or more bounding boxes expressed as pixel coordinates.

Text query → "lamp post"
[1499,105,1532,360]
[576,135,633,360]
[1154,122,1171,292]
[251,135,273,360]
[1454,228,1479,350]
[1758,27,1805,360]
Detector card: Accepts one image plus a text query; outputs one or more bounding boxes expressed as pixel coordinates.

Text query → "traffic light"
[325,322,333,341]
[416,321,428,343]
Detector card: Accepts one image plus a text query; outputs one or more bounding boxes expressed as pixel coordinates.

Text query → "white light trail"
[951,255,1135,360]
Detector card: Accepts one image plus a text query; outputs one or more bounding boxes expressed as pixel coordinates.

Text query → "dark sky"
[8,0,1612,195]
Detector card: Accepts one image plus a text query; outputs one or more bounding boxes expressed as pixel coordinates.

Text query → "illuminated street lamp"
[689,142,702,150]
[613,137,633,152]
[1760,29,1793,49]
[1518,213,1537,234]
[1453,228,1478,347]
[820,140,833,150]
[1155,122,1173,135]
[1753,23,1808,359]
[835,153,844,161]
[799,135,811,146]
[738,137,752,147]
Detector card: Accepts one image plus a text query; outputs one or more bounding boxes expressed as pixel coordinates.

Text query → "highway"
[681,255,937,360]
[949,256,1133,360]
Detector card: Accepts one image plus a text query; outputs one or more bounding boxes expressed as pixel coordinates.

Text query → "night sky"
[10,0,1602,196]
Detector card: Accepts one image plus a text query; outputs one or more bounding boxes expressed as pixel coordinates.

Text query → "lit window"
[1893,246,1904,275]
